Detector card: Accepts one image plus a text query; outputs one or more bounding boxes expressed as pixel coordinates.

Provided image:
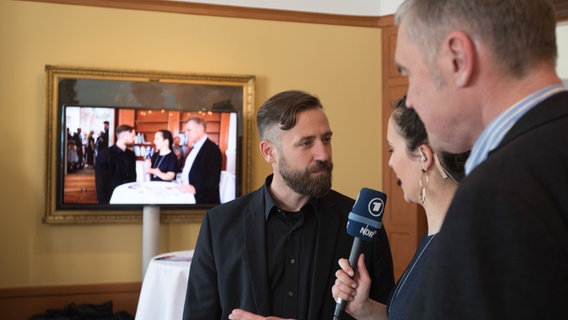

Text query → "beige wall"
[0,1,384,287]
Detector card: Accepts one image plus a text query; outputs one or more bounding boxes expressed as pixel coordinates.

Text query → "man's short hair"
[396,0,557,77]
[187,116,207,131]
[256,90,323,142]
[115,124,134,135]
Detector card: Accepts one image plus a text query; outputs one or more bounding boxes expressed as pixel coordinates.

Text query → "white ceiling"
[175,0,404,16]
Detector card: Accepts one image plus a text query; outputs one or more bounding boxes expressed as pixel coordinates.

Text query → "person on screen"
[72,127,84,169]
[330,97,469,320]
[67,140,79,173]
[179,116,222,204]
[94,124,137,204]
[182,90,394,320]
[85,130,95,167]
[144,129,178,182]
[394,0,568,318]
[172,135,185,173]
[97,120,110,152]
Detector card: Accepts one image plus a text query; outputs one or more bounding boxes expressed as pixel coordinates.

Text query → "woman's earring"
[419,169,429,205]
[419,149,427,163]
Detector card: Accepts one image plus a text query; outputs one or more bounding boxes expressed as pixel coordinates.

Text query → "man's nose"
[313,140,331,161]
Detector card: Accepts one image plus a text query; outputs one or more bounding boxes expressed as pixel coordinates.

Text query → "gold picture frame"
[44,65,255,224]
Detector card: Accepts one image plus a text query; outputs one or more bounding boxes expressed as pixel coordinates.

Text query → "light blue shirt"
[465,84,566,175]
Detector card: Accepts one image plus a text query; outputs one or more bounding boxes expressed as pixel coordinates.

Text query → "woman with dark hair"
[145,129,178,182]
[331,97,470,320]
[85,130,95,167]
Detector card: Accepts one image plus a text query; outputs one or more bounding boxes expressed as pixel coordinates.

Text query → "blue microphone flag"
[346,187,387,241]
[334,187,388,319]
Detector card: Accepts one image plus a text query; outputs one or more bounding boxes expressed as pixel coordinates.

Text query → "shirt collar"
[465,84,566,175]
[262,174,318,221]
[192,135,208,151]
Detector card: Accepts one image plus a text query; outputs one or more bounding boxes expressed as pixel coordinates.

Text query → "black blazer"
[94,145,136,204]
[183,182,395,320]
[407,91,568,319]
[187,138,222,204]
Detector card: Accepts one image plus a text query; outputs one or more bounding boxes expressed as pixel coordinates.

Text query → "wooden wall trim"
[0,282,141,298]
[18,1,568,26]
[553,0,568,21]
[22,0,386,27]
[377,14,394,28]
[0,282,141,320]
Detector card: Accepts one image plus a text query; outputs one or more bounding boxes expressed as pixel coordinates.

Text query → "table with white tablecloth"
[135,250,193,320]
[110,181,195,204]
[110,182,195,277]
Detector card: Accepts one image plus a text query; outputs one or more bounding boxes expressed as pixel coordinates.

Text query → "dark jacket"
[187,138,222,204]
[183,180,395,320]
[407,91,568,319]
[94,145,136,204]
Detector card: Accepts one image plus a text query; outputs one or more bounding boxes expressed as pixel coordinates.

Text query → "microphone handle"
[333,237,362,320]
[348,237,362,268]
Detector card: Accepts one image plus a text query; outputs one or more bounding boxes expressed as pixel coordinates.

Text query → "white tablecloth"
[135,250,193,320]
[110,181,195,204]
[220,170,236,203]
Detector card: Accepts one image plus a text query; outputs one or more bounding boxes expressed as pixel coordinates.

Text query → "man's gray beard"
[279,157,333,198]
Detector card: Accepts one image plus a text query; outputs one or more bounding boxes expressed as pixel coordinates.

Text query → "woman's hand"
[331,253,385,320]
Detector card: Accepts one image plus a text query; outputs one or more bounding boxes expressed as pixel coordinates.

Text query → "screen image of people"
[179,116,223,204]
[64,107,237,206]
[144,129,178,182]
[94,124,137,204]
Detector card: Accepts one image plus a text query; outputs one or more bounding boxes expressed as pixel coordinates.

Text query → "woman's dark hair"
[392,96,428,152]
[158,129,174,151]
[392,96,470,183]
[437,150,470,183]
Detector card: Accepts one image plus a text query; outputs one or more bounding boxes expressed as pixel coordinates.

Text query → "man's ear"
[259,140,275,163]
[445,31,475,87]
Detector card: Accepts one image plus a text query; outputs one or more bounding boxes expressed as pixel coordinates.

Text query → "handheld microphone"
[333,187,387,320]
[145,146,153,160]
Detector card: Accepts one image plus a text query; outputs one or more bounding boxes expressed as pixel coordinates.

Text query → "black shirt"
[149,152,178,181]
[263,181,318,320]
[94,145,136,204]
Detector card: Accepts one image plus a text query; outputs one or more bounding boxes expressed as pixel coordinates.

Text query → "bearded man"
[183,90,394,320]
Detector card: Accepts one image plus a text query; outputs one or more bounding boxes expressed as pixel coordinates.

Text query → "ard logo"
[368,198,385,217]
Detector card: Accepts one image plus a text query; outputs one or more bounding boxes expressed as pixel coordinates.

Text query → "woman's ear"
[418,145,434,171]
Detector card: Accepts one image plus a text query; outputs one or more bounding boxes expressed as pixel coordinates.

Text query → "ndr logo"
[367,198,384,217]
[360,225,377,238]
